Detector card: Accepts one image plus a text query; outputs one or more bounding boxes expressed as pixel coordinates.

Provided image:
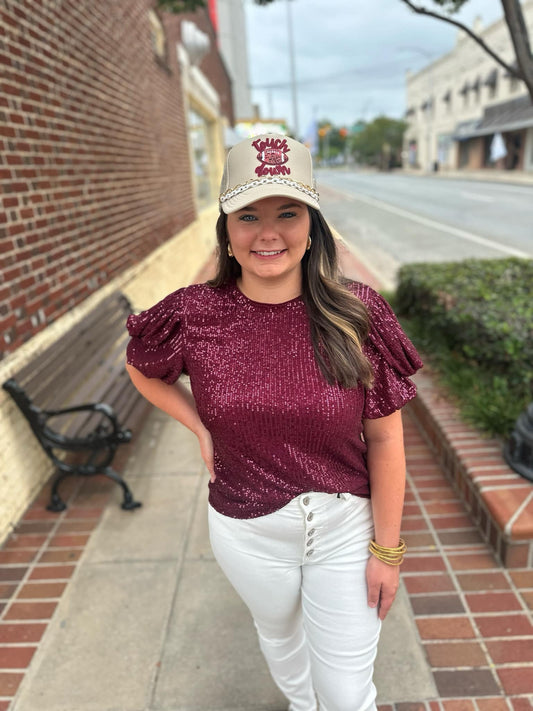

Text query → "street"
[317,170,533,289]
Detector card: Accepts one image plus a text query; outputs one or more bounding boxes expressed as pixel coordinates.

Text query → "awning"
[452,95,533,140]
[476,94,533,135]
[453,119,481,140]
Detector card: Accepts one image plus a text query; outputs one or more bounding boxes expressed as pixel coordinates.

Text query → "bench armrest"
[43,402,120,435]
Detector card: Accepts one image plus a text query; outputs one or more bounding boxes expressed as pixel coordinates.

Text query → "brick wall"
[0,0,233,359]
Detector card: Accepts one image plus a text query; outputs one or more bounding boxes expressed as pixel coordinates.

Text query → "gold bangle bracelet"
[368,538,407,566]
[370,538,407,555]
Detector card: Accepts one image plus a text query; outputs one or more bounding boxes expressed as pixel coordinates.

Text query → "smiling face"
[226,195,311,302]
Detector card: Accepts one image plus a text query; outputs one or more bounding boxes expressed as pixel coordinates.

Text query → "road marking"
[336,189,530,258]
[460,191,494,203]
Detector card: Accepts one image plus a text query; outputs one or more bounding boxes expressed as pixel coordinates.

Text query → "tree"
[351,117,408,169]
[156,0,533,103]
[316,122,348,163]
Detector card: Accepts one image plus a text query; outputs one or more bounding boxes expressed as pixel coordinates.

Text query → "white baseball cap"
[219,133,320,214]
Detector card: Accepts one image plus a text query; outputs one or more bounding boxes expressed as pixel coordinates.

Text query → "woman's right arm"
[125,363,215,481]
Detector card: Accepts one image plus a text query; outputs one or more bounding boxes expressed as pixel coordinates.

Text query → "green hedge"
[393,258,533,437]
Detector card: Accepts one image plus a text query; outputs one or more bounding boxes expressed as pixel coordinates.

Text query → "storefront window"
[407,140,418,167]
[437,135,452,168]
[188,108,215,209]
[458,141,469,168]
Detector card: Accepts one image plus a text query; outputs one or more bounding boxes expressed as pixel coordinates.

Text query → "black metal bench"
[3,291,148,512]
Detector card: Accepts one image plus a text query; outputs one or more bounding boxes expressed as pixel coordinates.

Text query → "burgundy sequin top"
[126,281,423,519]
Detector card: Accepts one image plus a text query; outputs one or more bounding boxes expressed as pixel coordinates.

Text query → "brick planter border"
[407,370,533,569]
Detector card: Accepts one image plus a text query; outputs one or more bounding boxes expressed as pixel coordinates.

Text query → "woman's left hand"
[366,555,400,620]
[197,427,215,482]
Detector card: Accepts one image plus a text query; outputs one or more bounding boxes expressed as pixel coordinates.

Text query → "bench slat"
[17,296,131,409]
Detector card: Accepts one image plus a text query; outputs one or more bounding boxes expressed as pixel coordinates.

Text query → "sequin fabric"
[126,281,423,519]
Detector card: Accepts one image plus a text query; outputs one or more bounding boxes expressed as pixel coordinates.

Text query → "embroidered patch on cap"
[252,137,291,177]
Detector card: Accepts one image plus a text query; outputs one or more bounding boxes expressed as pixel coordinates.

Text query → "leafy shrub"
[393,258,533,437]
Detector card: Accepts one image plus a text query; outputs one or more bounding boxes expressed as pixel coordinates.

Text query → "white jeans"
[208,492,381,711]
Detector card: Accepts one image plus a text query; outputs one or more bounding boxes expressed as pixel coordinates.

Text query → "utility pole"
[286,0,299,139]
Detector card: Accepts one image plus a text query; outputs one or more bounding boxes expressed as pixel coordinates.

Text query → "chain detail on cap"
[219,177,319,205]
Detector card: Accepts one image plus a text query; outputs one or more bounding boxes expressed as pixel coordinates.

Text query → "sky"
[243,0,506,136]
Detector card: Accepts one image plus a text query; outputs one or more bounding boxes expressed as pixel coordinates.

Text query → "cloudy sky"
[244,0,506,135]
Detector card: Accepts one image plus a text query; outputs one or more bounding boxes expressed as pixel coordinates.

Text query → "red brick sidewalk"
[0,476,120,708]
[392,412,533,711]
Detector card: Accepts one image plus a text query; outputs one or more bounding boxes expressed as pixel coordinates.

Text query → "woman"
[126,134,422,711]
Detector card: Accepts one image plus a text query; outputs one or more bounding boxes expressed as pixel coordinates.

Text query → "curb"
[407,370,533,569]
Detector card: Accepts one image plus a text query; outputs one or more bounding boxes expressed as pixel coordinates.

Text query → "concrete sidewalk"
[402,167,533,186]
[322,165,533,187]
[8,408,436,711]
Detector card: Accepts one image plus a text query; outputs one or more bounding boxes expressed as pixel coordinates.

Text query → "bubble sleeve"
[357,285,423,419]
[125,289,185,384]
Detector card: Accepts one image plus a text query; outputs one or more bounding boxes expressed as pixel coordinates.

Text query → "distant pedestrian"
[126,134,422,711]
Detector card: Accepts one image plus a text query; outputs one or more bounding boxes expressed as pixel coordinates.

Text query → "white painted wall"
[216,0,253,119]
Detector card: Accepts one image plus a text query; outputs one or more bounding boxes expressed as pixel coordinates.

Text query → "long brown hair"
[209,208,373,389]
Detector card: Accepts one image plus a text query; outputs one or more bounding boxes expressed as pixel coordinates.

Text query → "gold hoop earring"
[306,236,312,251]
[227,243,234,258]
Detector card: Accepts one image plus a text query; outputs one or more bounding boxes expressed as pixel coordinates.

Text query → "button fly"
[306,512,314,522]
[306,549,314,557]
[307,528,315,536]
[302,496,310,506]
[307,538,314,547]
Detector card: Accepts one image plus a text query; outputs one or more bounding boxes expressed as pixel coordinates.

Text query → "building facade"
[214,0,254,120]
[404,1,533,173]
[0,0,234,544]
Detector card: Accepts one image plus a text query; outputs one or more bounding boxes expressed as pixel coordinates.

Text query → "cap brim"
[220,183,320,214]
